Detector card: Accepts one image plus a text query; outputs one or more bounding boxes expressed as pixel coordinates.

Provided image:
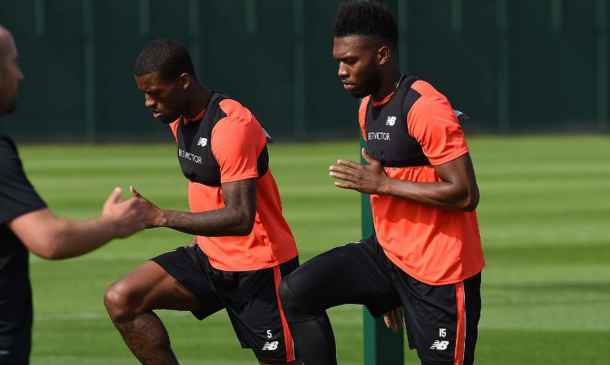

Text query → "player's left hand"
[329,148,387,195]
[130,186,163,229]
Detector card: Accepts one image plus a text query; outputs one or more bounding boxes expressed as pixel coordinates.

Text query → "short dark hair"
[333,1,398,46]
[134,38,197,80]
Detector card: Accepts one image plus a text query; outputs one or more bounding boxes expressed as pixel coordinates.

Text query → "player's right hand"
[129,185,165,229]
[102,187,146,237]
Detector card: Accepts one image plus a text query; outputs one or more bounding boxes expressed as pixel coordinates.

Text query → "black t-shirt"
[0,134,46,355]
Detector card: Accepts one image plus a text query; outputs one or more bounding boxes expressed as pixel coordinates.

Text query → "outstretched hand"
[329,148,387,195]
[130,186,163,228]
[101,187,146,237]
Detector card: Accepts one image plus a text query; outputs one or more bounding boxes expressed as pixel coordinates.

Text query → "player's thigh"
[107,259,200,312]
[225,258,300,364]
[281,238,398,311]
[149,245,229,316]
[394,270,482,365]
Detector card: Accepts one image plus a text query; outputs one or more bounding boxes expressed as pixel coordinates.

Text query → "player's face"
[333,35,381,98]
[135,72,188,124]
[0,31,24,115]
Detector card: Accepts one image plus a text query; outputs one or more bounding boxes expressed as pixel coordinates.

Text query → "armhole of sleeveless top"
[402,77,421,137]
[359,97,370,140]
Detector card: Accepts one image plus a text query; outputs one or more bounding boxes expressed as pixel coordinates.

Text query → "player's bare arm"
[9,187,145,260]
[130,178,257,236]
[330,148,479,211]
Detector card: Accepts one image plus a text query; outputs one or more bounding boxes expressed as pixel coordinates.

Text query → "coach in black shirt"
[0,25,145,364]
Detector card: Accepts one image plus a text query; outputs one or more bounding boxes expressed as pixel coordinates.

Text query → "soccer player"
[278,2,485,365]
[103,39,301,365]
[0,25,145,365]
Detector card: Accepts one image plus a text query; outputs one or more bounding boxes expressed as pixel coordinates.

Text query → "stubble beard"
[350,63,382,99]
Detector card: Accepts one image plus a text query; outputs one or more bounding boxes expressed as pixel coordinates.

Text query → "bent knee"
[104,280,144,321]
[278,279,292,307]
[279,278,308,321]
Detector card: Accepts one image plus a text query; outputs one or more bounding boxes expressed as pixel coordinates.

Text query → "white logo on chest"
[197,137,208,147]
[386,116,397,126]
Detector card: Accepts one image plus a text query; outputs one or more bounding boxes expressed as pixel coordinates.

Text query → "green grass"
[17,136,610,364]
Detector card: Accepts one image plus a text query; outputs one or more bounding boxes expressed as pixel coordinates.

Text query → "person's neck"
[371,68,403,102]
[183,82,212,119]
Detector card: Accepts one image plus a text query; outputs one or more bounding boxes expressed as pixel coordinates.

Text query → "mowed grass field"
[16,135,610,364]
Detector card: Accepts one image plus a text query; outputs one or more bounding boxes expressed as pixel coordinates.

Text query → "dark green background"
[1,0,609,142]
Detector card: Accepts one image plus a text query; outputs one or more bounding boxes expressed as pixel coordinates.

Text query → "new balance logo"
[386,116,397,126]
[197,137,208,147]
[262,341,279,351]
[430,340,449,350]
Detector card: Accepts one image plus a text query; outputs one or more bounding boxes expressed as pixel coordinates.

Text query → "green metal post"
[188,0,201,77]
[139,0,150,37]
[293,0,306,140]
[397,0,408,72]
[596,0,609,130]
[361,135,404,365]
[496,0,510,134]
[83,0,96,143]
[34,0,45,37]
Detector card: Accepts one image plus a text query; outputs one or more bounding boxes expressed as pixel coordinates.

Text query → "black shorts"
[151,245,299,364]
[282,236,481,365]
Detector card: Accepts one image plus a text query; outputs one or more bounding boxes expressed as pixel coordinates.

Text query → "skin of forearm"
[145,179,257,237]
[45,216,120,260]
[332,151,478,212]
[155,207,254,237]
[374,153,479,211]
[380,177,478,211]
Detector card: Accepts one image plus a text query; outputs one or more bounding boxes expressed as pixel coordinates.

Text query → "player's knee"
[278,279,296,316]
[103,280,140,322]
[278,278,306,321]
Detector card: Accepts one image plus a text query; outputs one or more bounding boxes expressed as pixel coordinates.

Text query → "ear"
[377,45,391,66]
[179,72,191,90]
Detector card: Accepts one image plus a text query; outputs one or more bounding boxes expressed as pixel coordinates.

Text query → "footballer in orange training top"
[104,38,302,365]
[279,3,484,365]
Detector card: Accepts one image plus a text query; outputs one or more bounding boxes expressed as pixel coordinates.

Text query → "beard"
[159,113,179,124]
[350,63,382,99]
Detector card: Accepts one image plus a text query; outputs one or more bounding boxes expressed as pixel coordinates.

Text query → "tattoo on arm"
[161,179,257,236]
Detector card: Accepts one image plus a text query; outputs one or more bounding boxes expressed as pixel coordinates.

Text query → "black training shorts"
[282,236,481,365]
[151,245,299,364]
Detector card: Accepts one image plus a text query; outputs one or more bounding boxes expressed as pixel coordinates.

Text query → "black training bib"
[176,92,269,186]
[364,75,431,168]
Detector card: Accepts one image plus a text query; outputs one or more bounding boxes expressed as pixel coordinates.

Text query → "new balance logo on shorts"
[430,340,449,350]
[262,341,279,351]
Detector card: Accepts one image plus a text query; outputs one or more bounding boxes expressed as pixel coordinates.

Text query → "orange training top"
[359,80,485,285]
[170,98,298,271]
